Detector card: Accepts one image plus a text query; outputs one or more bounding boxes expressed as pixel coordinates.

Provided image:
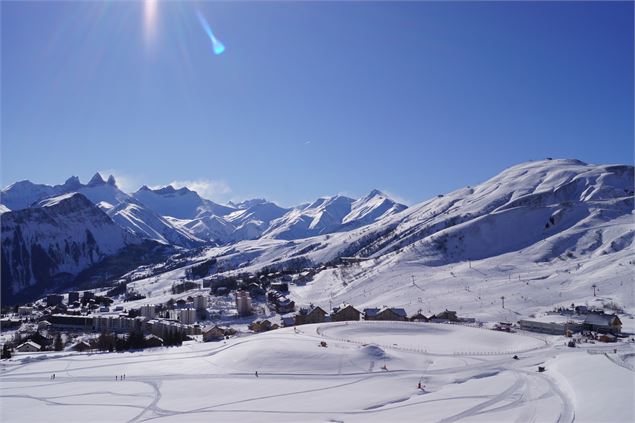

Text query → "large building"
[194,295,208,310]
[235,291,252,316]
[140,304,156,319]
[169,308,197,324]
[68,291,80,304]
[46,294,64,307]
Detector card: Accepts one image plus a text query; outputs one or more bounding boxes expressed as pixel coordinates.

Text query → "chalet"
[364,307,407,321]
[144,335,164,348]
[281,314,295,328]
[249,319,280,332]
[294,306,327,325]
[583,312,622,334]
[331,304,361,322]
[377,307,407,321]
[203,326,225,342]
[16,341,42,353]
[431,310,459,322]
[268,291,295,313]
[409,312,429,322]
[363,308,380,320]
[598,333,617,343]
[270,282,289,292]
[71,341,92,352]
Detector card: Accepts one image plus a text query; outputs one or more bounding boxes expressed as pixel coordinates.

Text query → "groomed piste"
[1,322,633,422]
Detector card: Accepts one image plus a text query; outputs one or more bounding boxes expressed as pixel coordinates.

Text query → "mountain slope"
[263,191,406,240]
[107,201,205,248]
[123,159,633,319]
[132,185,235,219]
[1,193,143,303]
[1,174,203,248]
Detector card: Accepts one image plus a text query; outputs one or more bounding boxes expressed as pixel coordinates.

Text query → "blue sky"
[2,1,633,206]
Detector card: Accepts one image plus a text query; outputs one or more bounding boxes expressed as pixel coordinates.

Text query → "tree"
[53,334,64,351]
[97,331,115,352]
[127,331,145,350]
[1,344,11,360]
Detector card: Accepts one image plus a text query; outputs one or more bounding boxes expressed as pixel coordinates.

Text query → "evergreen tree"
[1,344,11,360]
[53,334,64,351]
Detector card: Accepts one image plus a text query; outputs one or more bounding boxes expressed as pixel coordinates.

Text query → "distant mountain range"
[0,173,407,303]
[2,159,632,306]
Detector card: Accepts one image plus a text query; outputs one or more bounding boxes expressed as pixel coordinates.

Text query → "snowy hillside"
[0,193,142,302]
[125,159,634,321]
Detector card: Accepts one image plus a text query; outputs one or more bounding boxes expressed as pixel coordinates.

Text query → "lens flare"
[196,11,225,55]
[144,0,158,45]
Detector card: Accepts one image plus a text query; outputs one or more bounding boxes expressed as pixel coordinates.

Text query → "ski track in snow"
[1,322,623,422]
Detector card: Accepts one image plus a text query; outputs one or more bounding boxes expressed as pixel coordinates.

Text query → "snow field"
[2,321,633,422]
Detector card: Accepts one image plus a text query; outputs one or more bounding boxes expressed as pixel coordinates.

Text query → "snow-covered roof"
[17,341,41,350]
[363,308,380,317]
[583,313,619,327]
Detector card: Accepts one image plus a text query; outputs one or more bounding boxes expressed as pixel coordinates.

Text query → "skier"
[116,375,118,381]
[255,371,259,378]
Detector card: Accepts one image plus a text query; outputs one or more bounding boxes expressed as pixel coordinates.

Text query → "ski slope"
[1,322,633,422]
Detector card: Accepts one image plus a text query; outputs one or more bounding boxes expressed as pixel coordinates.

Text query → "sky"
[2,1,633,206]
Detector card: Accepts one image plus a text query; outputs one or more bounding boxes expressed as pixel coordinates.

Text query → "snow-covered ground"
[1,322,633,422]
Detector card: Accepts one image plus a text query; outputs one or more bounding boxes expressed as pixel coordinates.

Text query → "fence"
[316,320,547,357]
[586,348,635,371]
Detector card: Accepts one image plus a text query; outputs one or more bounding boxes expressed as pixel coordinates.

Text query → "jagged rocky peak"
[62,176,82,190]
[141,185,192,196]
[87,172,107,186]
[107,175,117,187]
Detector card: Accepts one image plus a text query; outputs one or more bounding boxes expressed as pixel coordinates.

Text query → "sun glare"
[144,0,158,45]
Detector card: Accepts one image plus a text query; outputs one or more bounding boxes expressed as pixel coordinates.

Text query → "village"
[1,268,630,358]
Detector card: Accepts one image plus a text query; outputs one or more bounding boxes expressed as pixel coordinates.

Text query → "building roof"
[333,304,360,314]
[363,308,380,317]
[18,341,41,350]
[583,313,620,326]
[383,307,407,317]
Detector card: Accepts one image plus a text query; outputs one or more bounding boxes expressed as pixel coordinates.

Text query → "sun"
[144,0,158,45]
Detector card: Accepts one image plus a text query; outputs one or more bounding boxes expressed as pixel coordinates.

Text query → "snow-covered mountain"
[1,193,144,302]
[262,191,407,240]
[132,185,234,219]
[1,174,203,248]
[2,175,407,247]
[4,159,632,314]
[122,159,633,320]
[107,201,204,248]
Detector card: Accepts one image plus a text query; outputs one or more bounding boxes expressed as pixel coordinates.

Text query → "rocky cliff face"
[1,193,142,303]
